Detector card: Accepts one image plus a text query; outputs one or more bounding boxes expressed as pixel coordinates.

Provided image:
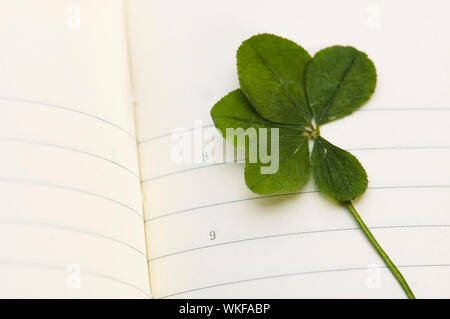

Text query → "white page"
[0,0,150,297]
[128,0,450,298]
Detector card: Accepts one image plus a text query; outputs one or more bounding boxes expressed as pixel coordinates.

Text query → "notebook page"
[128,0,450,298]
[0,0,150,297]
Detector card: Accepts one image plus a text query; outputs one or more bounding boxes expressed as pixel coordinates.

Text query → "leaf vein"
[248,43,304,123]
[248,137,307,190]
[317,56,356,124]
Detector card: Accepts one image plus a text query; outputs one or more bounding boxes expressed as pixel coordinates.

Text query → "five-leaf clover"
[210,34,415,298]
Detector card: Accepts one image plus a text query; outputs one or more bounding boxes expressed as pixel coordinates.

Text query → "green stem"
[344,201,416,299]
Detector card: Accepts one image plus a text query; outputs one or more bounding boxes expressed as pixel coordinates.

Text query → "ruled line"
[159,263,450,298]
[137,107,450,145]
[0,219,146,257]
[141,161,237,183]
[138,124,214,145]
[146,190,318,222]
[0,97,136,139]
[0,177,142,218]
[148,224,450,262]
[0,136,139,179]
[0,259,151,298]
[145,185,450,222]
[362,107,450,112]
[140,146,450,183]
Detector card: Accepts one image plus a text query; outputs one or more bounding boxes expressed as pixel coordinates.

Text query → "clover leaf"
[212,34,373,200]
[311,136,368,201]
[306,46,376,125]
[210,33,415,298]
[237,33,312,124]
[211,89,310,194]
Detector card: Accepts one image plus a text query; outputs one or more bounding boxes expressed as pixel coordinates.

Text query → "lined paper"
[128,0,450,298]
[0,0,150,297]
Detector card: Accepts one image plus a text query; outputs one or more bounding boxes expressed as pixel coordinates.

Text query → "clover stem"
[344,201,416,299]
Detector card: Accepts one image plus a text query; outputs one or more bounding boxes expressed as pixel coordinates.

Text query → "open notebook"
[0,0,449,298]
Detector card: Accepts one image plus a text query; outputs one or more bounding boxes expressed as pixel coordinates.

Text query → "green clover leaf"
[311,136,368,202]
[237,33,312,124]
[210,33,415,299]
[211,89,310,194]
[307,45,376,125]
[212,34,374,200]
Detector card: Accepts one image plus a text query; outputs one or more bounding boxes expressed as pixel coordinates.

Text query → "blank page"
[128,0,450,298]
[0,0,150,297]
